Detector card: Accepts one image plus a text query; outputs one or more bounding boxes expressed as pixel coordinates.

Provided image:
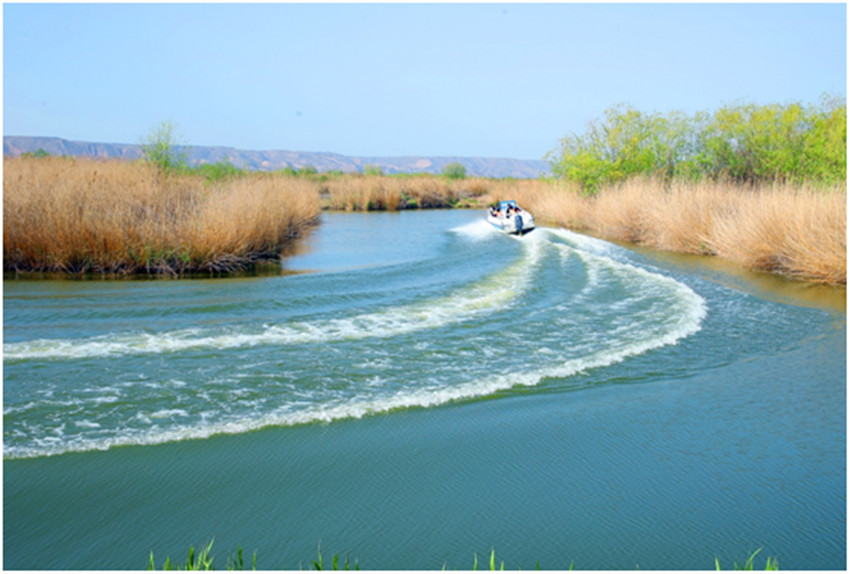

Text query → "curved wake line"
[3,311,703,459]
[5,239,543,362]
[5,256,706,460]
[5,228,707,459]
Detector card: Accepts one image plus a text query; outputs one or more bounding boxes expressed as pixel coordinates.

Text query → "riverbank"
[3,157,321,275]
[510,178,846,285]
[4,158,845,284]
[4,210,844,569]
[326,174,847,285]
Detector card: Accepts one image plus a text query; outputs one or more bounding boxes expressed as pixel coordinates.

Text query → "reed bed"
[3,157,321,275]
[514,178,846,285]
[322,174,493,210]
[5,157,844,284]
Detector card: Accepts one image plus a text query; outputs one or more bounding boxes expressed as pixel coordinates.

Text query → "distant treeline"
[548,95,846,193]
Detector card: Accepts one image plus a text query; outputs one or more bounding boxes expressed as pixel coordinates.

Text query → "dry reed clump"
[628,179,736,255]
[323,176,402,211]
[586,179,655,243]
[518,176,846,285]
[3,157,321,275]
[401,176,452,208]
[501,179,591,229]
[323,174,495,210]
[707,185,846,284]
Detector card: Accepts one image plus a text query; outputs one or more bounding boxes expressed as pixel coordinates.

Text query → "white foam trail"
[547,227,626,259]
[4,239,543,361]
[4,300,703,460]
[450,219,500,241]
[4,230,708,460]
[5,225,710,460]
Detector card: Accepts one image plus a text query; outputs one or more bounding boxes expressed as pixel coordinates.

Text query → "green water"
[4,210,845,569]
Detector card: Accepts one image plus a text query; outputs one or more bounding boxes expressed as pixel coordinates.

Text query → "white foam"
[4,240,543,362]
[450,219,500,241]
[150,409,189,419]
[3,227,708,460]
[74,420,101,429]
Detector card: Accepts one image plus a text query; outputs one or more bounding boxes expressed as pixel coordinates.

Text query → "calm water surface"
[4,210,846,569]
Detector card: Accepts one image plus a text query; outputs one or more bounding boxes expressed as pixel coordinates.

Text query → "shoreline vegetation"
[514,178,846,285]
[4,156,844,285]
[4,99,845,283]
[4,157,321,276]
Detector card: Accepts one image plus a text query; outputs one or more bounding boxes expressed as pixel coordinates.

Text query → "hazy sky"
[4,3,846,160]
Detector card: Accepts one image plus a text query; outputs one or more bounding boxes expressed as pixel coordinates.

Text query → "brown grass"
[516,177,846,285]
[323,173,846,285]
[4,157,321,275]
[322,174,495,210]
[5,158,844,284]
[706,184,847,284]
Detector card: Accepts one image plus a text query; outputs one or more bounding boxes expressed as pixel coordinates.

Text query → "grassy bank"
[3,157,321,276]
[4,157,844,284]
[321,174,482,210]
[513,178,846,285]
[321,172,846,285]
[320,173,551,212]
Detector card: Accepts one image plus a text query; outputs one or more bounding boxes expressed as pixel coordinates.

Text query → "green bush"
[442,162,467,180]
[192,159,245,182]
[362,164,383,176]
[141,120,188,174]
[21,148,50,159]
[548,96,846,193]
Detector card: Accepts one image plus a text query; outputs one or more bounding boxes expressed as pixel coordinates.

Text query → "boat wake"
[4,226,706,459]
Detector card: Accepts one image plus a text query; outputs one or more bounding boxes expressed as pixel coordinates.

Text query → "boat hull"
[486,212,535,235]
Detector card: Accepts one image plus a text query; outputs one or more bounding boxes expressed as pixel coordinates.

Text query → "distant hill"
[3,136,551,179]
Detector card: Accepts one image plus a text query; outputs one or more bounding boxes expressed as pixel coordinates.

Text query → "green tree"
[800,95,847,184]
[194,158,243,182]
[549,97,846,192]
[21,148,50,159]
[141,120,188,173]
[442,162,467,180]
[363,164,384,176]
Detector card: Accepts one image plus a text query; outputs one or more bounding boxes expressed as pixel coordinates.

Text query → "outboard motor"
[514,214,524,236]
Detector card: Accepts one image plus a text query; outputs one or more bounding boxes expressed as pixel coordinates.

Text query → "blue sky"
[3,3,846,160]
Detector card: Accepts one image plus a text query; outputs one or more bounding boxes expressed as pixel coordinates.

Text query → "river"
[3,210,845,569]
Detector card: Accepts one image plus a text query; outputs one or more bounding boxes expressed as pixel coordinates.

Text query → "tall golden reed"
[322,174,493,210]
[3,157,321,275]
[516,178,846,285]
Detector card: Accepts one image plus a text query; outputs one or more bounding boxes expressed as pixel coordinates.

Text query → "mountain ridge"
[3,136,551,179]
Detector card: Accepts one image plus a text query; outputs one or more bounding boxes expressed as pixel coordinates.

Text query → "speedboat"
[486,200,535,236]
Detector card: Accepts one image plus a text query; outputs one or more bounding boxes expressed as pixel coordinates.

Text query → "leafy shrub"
[141,120,188,173]
[442,162,467,180]
[549,96,846,193]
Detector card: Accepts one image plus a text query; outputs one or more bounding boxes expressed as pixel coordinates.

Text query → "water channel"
[4,210,845,569]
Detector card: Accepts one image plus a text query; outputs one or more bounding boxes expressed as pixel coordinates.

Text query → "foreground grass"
[146,540,779,570]
[513,178,846,285]
[4,157,321,275]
